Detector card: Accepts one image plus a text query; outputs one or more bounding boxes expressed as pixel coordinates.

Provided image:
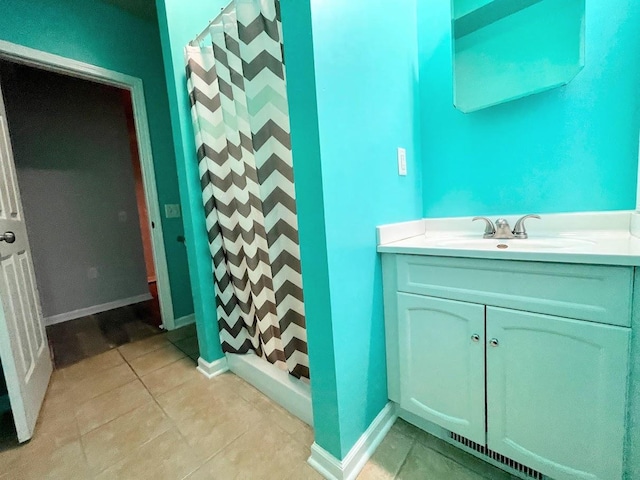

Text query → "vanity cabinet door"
[486,307,629,480]
[397,293,486,444]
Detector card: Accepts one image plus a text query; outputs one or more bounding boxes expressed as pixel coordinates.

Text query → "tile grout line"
[58,349,128,382]
[74,348,158,478]
[84,342,191,477]
[164,376,253,474]
[120,340,175,362]
[117,336,213,478]
[392,435,417,480]
[75,349,132,479]
[87,349,170,468]
[76,374,149,433]
[123,336,190,378]
[166,333,200,360]
[72,388,94,479]
[78,413,98,479]
[74,379,147,434]
[58,327,311,479]
[20,329,195,478]
[407,430,515,480]
[225,383,315,460]
[162,370,298,476]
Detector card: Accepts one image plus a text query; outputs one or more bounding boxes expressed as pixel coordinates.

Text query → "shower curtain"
[185,0,309,379]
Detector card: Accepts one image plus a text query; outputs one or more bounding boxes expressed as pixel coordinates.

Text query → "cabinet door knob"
[0,231,15,244]
[471,334,480,342]
[489,338,499,347]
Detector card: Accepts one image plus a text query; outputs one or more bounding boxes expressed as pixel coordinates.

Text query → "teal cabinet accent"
[486,307,629,480]
[382,253,632,479]
[397,293,485,444]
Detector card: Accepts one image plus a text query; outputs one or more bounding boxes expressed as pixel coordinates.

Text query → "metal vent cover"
[449,432,545,480]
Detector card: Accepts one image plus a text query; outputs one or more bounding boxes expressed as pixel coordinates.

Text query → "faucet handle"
[513,214,541,239]
[472,217,496,238]
[495,218,510,229]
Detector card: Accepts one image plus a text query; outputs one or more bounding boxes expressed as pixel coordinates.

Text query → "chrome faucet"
[494,218,515,239]
[473,214,540,239]
[512,214,541,239]
[472,217,496,238]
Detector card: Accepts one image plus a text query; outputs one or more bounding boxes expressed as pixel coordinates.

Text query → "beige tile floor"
[0,325,517,479]
[358,420,520,480]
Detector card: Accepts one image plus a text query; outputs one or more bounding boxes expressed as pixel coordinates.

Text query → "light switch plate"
[165,204,181,219]
[397,148,407,176]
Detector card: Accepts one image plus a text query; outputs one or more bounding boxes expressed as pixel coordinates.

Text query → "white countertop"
[377,211,640,267]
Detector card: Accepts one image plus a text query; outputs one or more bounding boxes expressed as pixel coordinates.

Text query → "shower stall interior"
[185,0,311,424]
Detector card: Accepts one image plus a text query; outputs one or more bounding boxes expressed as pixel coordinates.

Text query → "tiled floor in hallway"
[0,324,518,479]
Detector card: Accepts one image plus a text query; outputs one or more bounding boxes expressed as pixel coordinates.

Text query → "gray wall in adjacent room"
[0,61,149,322]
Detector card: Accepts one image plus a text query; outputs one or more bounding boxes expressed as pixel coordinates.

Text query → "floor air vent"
[449,432,545,480]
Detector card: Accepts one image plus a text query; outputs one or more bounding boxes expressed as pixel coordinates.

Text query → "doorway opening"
[0,41,183,444]
[0,60,165,368]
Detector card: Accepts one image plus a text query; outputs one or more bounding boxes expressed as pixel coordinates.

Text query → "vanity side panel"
[396,255,633,327]
[381,253,400,402]
[626,267,640,479]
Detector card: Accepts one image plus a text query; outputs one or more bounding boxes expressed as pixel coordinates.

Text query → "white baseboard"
[308,402,397,480]
[197,357,229,379]
[44,293,153,326]
[173,313,195,329]
[226,352,313,426]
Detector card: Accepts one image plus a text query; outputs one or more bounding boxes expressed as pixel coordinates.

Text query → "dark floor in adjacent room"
[46,283,164,368]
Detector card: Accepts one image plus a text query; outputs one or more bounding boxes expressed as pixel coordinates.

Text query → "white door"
[486,307,629,480]
[0,77,52,442]
[397,293,486,444]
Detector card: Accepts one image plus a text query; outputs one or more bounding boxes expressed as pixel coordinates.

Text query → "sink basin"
[377,212,640,266]
[428,237,596,250]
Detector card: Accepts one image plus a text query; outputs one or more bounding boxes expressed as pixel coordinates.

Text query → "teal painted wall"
[0,0,194,320]
[280,0,342,457]
[155,0,226,361]
[419,0,640,217]
[282,0,423,458]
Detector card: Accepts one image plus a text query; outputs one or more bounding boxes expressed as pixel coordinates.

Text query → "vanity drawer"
[395,255,633,327]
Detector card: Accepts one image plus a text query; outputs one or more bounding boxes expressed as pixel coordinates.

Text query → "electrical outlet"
[118,211,127,222]
[165,204,181,219]
[87,267,98,279]
[397,148,407,176]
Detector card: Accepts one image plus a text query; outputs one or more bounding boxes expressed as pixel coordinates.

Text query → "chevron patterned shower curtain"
[185,0,309,379]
